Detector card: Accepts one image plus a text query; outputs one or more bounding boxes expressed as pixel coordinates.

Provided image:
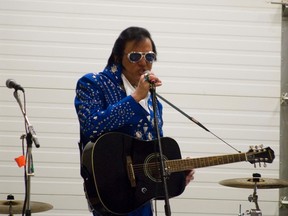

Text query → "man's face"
[122,38,154,86]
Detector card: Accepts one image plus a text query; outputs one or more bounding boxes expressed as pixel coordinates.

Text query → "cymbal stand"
[244,174,262,216]
[7,194,15,216]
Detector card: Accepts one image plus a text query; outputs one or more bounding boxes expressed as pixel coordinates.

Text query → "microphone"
[144,70,156,95]
[6,79,25,92]
[144,70,156,84]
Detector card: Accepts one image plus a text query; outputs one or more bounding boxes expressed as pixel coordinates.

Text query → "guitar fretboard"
[166,153,247,172]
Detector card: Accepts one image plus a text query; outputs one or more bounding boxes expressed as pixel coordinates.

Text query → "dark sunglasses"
[127,51,156,63]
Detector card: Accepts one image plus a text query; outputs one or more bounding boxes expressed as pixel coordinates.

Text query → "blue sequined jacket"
[74,63,163,150]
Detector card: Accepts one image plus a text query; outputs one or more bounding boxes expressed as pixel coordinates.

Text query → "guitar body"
[82,132,186,215]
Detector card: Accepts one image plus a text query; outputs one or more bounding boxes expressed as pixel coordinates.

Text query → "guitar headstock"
[246,145,275,166]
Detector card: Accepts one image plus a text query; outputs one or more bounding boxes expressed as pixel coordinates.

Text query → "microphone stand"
[13,90,40,216]
[150,86,171,216]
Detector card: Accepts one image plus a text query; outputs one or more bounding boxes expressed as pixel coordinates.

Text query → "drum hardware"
[219,175,288,189]
[244,173,262,216]
[238,204,262,216]
[280,196,288,208]
[0,194,53,215]
[220,173,288,216]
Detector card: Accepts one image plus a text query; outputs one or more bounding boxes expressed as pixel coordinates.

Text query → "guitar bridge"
[126,156,136,187]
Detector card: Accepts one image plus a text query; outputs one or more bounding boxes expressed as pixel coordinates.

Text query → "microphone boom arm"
[156,93,241,153]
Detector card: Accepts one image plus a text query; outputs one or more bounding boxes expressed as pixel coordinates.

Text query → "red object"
[15,155,26,167]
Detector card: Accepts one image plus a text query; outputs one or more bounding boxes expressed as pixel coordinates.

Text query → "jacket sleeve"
[74,73,147,144]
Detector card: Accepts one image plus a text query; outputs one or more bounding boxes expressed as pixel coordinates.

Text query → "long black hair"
[107,26,157,66]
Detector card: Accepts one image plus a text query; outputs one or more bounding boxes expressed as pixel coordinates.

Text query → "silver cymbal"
[0,200,53,214]
[219,177,288,189]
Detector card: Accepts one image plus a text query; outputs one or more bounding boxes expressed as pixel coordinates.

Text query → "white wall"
[0,0,282,215]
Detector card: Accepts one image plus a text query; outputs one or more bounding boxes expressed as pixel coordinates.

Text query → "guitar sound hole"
[144,153,168,182]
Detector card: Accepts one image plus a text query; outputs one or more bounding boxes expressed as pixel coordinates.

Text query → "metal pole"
[279,9,288,216]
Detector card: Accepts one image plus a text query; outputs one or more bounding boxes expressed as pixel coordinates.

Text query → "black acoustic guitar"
[81,132,274,215]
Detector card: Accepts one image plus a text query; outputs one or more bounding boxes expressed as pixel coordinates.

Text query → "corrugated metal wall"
[0,0,282,215]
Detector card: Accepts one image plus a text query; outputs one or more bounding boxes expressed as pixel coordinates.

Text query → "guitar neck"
[166,152,247,172]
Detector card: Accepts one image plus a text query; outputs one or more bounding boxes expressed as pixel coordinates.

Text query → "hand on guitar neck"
[185,169,195,185]
[184,157,195,186]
